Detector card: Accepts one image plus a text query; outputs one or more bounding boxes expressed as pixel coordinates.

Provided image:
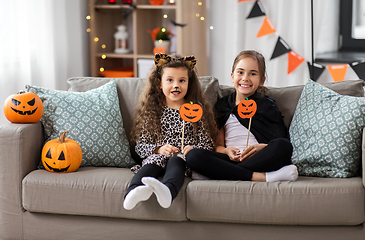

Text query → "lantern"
[114,25,129,54]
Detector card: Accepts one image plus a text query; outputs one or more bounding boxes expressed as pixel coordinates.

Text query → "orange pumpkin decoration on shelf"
[3,91,43,123]
[179,101,203,123]
[153,46,166,54]
[41,131,82,173]
[149,0,164,5]
[237,99,257,119]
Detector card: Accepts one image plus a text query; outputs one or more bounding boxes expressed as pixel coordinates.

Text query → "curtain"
[0,0,88,125]
[207,0,339,87]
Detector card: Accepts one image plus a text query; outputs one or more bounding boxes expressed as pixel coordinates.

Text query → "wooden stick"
[181,121,185,152]
[245,117,252,149]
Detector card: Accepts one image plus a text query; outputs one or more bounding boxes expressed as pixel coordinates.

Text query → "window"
[340,0,365,51]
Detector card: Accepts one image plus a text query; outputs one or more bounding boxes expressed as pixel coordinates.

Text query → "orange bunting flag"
[327,65,348,82]
[257,16,276,38]
[287,51,305,74]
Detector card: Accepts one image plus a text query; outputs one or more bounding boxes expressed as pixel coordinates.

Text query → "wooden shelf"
[96,53,135,58]
[89,0,207,77]
[137,5,176,10]
[94,4,133,9]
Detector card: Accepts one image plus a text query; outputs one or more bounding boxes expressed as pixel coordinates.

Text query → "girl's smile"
[231,57,264,103]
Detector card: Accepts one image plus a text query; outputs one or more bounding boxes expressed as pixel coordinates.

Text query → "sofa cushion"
[22,167,190,221]
[26,81,135,168]
[67,76,219,162]
[268,80,365,128]
[218,80,365,128]
[186,176,364,225]
[290,80,365,177]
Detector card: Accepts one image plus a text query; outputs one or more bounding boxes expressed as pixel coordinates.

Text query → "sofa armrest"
[0,122,44,238]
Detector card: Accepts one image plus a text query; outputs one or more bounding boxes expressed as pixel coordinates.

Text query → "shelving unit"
[88,0,207,78]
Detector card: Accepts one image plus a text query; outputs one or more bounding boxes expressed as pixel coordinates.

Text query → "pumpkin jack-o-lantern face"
[41,131,82,173]
[179,102,203,122]
[237,99,257,119]
[11,97,38,115]
[4,91,43,123]
[44,149,71,173]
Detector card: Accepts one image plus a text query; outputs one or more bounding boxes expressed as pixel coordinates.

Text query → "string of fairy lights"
[86,0,212,74]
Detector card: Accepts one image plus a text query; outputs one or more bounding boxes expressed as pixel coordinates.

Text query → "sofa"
[0,76,365,240]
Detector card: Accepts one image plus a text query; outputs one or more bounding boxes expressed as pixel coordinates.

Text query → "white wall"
[0,0,89,125]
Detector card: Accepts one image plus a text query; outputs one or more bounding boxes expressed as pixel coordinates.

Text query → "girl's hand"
[157,144,179,155]
[182,145,194,156]
[225,147,241,162]
[239,143,267,162]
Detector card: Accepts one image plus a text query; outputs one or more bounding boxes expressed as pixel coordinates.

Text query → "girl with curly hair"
[123,53,217,210]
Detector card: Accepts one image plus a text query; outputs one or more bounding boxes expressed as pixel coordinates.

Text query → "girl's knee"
[186,148,205,165]
[186,148,205,157]
[271,138,293,152]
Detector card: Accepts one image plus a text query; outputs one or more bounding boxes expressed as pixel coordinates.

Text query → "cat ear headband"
[154,53,197,69]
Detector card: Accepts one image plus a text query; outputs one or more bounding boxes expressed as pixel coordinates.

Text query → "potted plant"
[148,27,174,54]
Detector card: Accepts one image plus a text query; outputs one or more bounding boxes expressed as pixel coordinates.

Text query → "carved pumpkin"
[237,99,257,119]
[41,131,82,173]
[3,91,43,123]
[179,102,203,123]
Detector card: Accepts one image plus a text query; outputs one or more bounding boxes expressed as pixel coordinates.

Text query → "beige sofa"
[0,77,365,240]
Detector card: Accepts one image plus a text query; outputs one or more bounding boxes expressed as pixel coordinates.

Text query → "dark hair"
[231,50,268,94]
[132,56,218,145]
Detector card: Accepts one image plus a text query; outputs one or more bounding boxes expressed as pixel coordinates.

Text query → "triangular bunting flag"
[287,51,304,74]
[247,1,265,19]
[350,59,365,80]
[307,62,325,81]
[270,37,291,60]
[257,16,276,38]
[327,64,348,82]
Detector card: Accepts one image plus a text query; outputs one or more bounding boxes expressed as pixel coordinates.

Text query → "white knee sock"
[123,185,153,210]
[142,177,172,209]
[265,165,298,182]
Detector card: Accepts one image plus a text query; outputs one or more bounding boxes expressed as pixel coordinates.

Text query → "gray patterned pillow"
[26,81,135,168]
[289,80,365,178]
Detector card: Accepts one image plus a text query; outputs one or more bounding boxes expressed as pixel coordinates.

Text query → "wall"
[206,0,341,87]
[0,0,89,125]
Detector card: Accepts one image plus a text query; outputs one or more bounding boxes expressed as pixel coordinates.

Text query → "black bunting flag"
[270,37,291,60]
[350,60,365,81]
[246,0,266,19]
[307,62,325,82]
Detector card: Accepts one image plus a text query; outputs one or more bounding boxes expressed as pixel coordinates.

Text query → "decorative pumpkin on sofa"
[179,101,203,123]
[237,99,257,119]
[3,90,43,123]
[41,131,82,173]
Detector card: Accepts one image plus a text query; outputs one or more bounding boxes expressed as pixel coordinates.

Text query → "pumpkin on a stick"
[179,101,203,151]
[237,98,257,149]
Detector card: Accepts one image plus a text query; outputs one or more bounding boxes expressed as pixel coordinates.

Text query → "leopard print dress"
[131,106,214,173]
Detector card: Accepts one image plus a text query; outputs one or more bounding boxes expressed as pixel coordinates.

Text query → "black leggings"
[125,156,185,200]
[186,138,293,181]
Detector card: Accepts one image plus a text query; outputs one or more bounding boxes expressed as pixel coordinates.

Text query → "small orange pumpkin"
[237,99,257,119]
[3,91,43,123]
[153,46,166,54]
[41,131,82,173]
[179,101,203,122]
[149,0,164,5]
